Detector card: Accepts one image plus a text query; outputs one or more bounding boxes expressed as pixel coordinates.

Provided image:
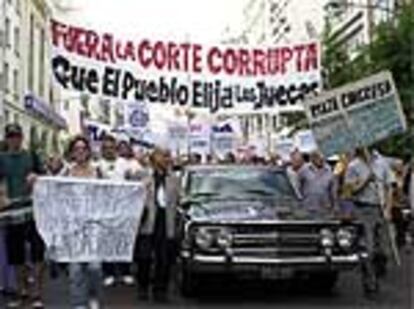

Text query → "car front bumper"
[181,251,368,275]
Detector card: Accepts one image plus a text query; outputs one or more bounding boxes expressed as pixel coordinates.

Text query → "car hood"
[187,198,315,221]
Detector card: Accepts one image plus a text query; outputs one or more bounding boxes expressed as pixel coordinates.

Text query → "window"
[14,27,19,56]
[273,116,278,131]
[5,18,10,48]
[28,14,34,91]
[39,28,45,96]
[49,87,54,104]
[4,62,9,93]
[15,0,20,15]
[14,113,19,124]
[4,109,10,123]
[257,115,263,132]
[13,69,18,99]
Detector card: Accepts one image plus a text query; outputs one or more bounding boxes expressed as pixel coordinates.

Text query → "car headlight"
[216,228,233,248]
[320,228,334,247]
[195,227,214,250]
[337,228,354,249]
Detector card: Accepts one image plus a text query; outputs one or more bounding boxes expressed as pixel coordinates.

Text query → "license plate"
[260,266,292,280]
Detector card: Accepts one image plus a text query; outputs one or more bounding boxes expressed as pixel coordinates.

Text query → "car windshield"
[186,168,296,200]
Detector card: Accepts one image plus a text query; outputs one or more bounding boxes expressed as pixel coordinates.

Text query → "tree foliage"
[323,3,414,158]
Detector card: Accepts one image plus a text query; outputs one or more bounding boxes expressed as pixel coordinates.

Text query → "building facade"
[220,0,324,148]
[325,0,397,59]
[0,0,66,154]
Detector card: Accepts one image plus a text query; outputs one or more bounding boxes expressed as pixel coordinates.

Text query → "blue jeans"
[353,203,388,257]
[69,262,102,308]
[0,228,16,291]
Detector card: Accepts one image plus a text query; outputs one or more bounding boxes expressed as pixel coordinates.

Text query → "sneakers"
[104,275,135,287]
[121,275,135,286]
[103,276,115,287]
[89,299,100,309]
[6,290,24,308]
[6,297,22,308]
[31,298,45,308]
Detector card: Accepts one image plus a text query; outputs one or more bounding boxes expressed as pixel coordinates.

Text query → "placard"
[33,177,146,263]
[304,71,406,156]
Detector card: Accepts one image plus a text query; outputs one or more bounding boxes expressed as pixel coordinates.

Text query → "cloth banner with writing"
[33,177,146,263]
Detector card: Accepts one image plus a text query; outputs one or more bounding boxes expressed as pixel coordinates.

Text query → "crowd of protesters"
[0,122,413,308]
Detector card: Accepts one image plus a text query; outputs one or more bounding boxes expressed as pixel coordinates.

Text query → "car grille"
[229,225,331,258]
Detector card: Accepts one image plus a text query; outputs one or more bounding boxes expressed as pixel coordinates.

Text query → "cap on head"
[5,123,23,138]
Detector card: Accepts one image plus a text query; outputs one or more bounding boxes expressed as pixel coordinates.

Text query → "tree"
[323,3,414,158]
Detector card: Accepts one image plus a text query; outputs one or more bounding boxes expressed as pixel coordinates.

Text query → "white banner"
[51,20,321,114]
[33,177,146,263]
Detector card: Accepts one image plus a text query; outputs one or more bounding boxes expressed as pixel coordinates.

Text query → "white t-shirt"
[345,156,394,205]
[286,166,302,198]
[95,157,132,180]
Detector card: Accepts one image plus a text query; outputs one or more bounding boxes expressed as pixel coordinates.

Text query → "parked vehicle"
[177,165,369,296]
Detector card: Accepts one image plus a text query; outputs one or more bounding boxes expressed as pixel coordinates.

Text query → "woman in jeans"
[63,136,102,309]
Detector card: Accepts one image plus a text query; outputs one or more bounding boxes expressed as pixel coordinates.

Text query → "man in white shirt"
[345,148,394,293]
[96,134,138,287]
[286,149,305,198]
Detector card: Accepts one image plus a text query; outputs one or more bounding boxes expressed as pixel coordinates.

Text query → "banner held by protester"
[33,177,146,263]
[304,71,406,157]
[51,19,321,114]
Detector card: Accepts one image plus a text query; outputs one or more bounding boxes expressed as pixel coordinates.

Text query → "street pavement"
[1,248,412,308]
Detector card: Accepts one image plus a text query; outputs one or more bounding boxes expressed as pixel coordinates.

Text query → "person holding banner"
[62,135,104,309]
[0,124,46,309]
[96,134,137,287]
[344,148,394,294]
[134,147,179,302]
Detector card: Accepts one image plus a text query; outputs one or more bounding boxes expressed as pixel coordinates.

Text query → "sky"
[56,0,248,43]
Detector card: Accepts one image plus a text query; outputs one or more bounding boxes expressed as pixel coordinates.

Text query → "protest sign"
[304,71,406,157]
[33,177,146,263]
[274,138,295,162]
[51,19,321,113]
[123,101,150,140]
[83,119,113,153]
[189,121,211,156]
[294,129,318,153]
[212,121,236,158]
[168,121,189,155]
